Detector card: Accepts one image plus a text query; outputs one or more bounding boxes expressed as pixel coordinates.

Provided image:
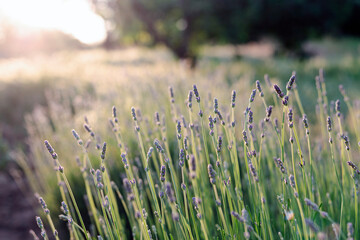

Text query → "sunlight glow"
[0,0,106,44]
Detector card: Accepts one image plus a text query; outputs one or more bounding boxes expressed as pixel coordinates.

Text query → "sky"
[0,0,107,44]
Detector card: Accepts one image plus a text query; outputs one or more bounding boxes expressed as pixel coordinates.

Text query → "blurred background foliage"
[90,0,360,64]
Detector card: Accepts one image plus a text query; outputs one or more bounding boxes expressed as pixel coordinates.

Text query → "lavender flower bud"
[180,115,187,129]
[231,211,244,222]
[44,140,58,160]
[193,85,200,103]
[217,136,222,153]
[342,135,350,151]
[303,114,309,129]
[123,178,132,193]
[61,201,69,215]
[131,107,137,121]
[158,191,164,199]
[190,155,196,179]
[288,108,293,128]
[84,124,94,137]
[347,161,360,174]
[289,175,295,188]
[256,80,264,97]
[274,84,284,98]
[286,75,296,91]
[169,86,175,103]
[208,116,214,136]
[335,100,341,116]
[304,198,319,211]
[305,218,319,233]
[274,118,279,132]
[216,110,225,125]
[121,153,129,169]
[147,147,154,159]
[36,216,44,229]
[38,197,50,214]
[165,182,175,202]
[183,136,188,150]
[112,106,117,118]
[38,197,47,210]
[347,222,354,238]
[248,110,253,124]
[327,116,332,132]
[192,197,200,210]
[265,105,273,122]
[188,91,193,108]
[241,209,251,224]
[160,165,166,182]
[96,170,103,189]
[214,98,219,113]
[242,130,248,146]
[198,109,203,117]
[142,208,148,219]
[101,142,106,160]
[208,164,216,184]
[231,90,236,107]
[154,139,164,153]
[154,112,160,126]
[249,89,256,102]
[72,129,83,145]
[176,121,181,139]
[320,211,329,218]
[249,161,258,182]
[148,229,153,240]
[177,153,184,169]
[275,158,286,174]
[282,95,289,106]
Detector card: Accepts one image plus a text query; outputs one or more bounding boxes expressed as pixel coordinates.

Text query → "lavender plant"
[19,70,360,240]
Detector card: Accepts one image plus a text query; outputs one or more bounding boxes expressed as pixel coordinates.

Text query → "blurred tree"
[91,0,219,67]
[255,0,355,56]
[91,0,360,64]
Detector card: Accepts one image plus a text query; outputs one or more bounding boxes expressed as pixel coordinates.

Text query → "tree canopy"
[91,0,360,64]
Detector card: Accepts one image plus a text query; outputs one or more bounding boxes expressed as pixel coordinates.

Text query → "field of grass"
[1,38,360,239]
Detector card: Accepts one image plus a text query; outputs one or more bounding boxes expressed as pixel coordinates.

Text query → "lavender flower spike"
[256,80,264,97]
[193,84,200,103]
[249,89,256,102]
[274,84,285,98]
[286,75,296,91]
[44,140,58,160]
[231,90,236,107]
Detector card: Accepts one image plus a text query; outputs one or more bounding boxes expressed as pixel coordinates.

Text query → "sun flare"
[0,0,106,44]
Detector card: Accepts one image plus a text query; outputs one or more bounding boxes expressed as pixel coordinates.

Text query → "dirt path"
[0,169,37,240]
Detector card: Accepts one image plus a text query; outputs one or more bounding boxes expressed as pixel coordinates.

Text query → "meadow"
[3,38,360,239]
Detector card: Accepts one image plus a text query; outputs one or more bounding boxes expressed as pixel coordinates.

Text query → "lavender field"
[0,42,357,239]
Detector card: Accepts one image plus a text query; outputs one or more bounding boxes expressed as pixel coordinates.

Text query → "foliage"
[91,0,360,62]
